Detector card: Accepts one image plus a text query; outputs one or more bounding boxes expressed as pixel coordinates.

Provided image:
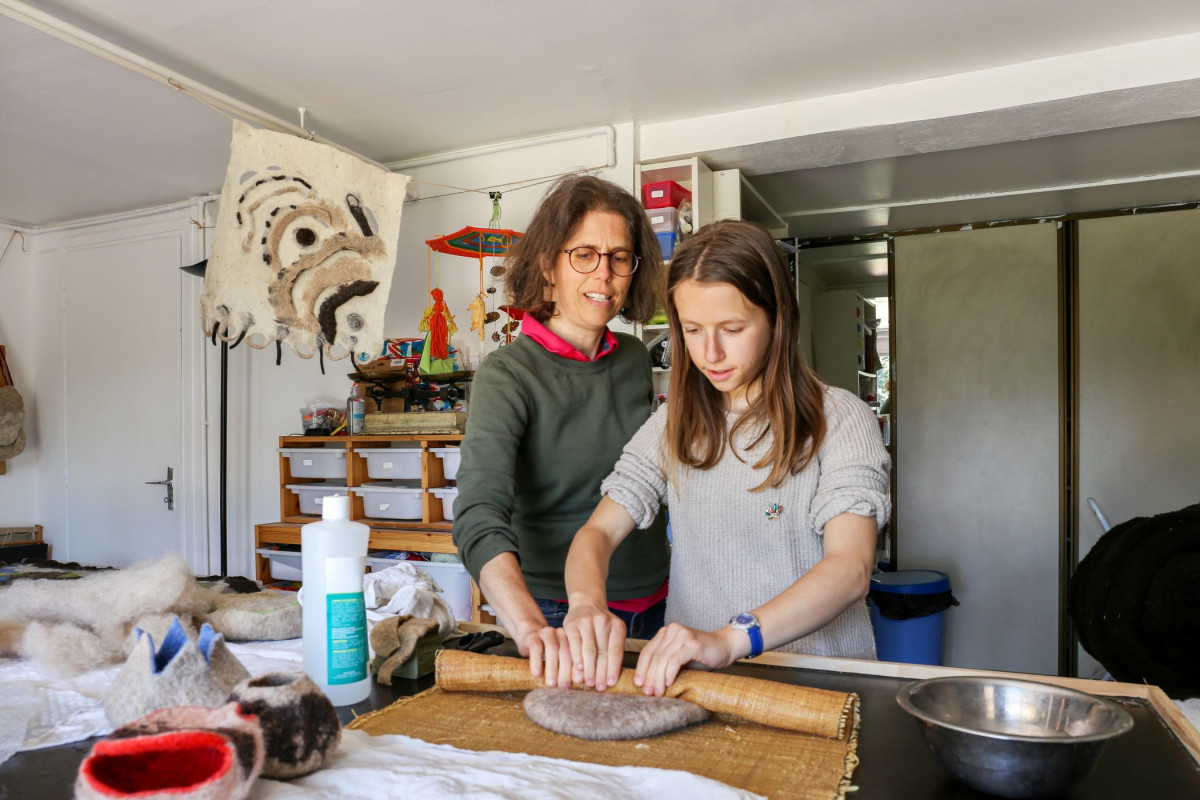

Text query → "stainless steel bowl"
[896,676,1134,799]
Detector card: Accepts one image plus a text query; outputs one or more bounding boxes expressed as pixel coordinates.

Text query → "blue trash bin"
[868,569,955,665]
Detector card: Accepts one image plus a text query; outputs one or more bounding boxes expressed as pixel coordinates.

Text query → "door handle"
[145,467,174,511]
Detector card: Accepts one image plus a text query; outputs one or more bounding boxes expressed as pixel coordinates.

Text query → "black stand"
[182,259,228,576]
[219,338,228,576]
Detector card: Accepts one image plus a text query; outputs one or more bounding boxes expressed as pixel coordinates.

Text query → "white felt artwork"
[200,120,411,362]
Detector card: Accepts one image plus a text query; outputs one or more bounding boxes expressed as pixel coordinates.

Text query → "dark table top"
[4,643,1198,799]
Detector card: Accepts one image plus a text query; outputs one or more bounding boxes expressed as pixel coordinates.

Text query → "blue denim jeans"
[534,596,666,641]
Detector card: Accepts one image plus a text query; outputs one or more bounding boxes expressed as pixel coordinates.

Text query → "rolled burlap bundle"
[435,649,857,741]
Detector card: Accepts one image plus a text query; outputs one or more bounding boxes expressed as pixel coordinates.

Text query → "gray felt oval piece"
[523,688,710,740]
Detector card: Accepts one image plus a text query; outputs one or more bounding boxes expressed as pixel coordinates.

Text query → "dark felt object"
[229,672,341,779]
[523,688,710,740]
[1069,502,1200,698]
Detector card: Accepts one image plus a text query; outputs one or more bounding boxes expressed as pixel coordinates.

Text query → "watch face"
[732,613,757,628]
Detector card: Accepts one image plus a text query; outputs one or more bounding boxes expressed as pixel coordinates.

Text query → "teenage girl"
[555,219,891,695]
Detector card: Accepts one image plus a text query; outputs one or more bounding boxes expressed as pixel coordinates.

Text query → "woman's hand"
[633,623,740,696]
[563,604,627,690]
[517,625,574,689]
[477,554,575,688]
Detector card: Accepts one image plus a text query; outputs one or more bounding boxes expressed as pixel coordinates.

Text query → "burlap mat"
[348,651,860,799]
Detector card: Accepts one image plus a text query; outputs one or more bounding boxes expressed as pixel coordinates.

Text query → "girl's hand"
[633,623,739,696]
[519,625,573,689]
[563,605,627,690]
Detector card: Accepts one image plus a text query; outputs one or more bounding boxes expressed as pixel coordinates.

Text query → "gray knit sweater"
[601,385,890,658]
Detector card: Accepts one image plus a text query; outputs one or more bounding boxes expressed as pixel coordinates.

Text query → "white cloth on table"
[250,729,763,800]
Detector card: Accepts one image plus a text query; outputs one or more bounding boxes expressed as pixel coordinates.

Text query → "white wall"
[0,226,38,526]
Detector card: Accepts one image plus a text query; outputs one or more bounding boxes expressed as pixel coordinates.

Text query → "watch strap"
[730,613,763,658]
[745,624,763,658]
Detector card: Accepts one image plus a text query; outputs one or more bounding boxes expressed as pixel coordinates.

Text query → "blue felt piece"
[148,617,189,674]
[196,622,218,664]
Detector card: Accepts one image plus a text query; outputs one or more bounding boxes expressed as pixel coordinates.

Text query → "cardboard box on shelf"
[362,411,467,435]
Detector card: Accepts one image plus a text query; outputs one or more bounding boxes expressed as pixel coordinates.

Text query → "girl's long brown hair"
[664,220,826,491]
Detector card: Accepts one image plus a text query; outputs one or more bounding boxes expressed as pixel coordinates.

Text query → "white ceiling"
[5,0,1200,236]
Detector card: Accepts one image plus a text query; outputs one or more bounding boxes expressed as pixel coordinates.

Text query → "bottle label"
[326,591,367,684]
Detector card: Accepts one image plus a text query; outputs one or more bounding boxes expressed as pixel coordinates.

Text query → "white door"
[62,217,202,569]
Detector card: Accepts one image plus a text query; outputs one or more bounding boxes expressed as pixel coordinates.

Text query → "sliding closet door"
[1076,208,1200,678]
[894,224,1060,674]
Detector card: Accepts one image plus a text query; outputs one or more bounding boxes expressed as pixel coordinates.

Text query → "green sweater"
[452,333,669,601]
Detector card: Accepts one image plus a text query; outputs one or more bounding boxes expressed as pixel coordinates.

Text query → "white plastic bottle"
[300,494,370,705]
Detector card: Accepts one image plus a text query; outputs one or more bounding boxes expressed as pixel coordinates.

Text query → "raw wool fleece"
[0,554,208,675]
[523,689,710,740]
[204,590,301,642]
[200,120,412,363]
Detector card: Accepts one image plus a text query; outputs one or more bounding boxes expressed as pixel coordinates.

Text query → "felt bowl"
[896,676,1134,799]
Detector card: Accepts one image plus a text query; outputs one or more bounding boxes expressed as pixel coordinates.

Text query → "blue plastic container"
[656,231,676,260]
[868,569,953,665]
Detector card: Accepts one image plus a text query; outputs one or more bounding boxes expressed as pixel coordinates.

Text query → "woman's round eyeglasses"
[562,247,640,277]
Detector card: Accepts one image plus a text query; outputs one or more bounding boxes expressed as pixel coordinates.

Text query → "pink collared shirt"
[519,314,619,362]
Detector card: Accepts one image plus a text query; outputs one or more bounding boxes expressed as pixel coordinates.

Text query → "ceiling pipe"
[2,194,219,235]
[0,0,387,169]
[779,167,1200,218]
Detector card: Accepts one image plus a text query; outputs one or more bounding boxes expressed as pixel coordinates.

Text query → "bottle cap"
[322,494,351,521]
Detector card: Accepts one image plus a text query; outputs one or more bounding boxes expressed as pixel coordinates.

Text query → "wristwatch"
[729,613,763,658]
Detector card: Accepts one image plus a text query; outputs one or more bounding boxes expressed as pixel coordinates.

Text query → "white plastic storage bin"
[646,206,679,234]
[366,553,411,571]
[285,483,347,515]
[352,481,424,520]
[420,560,473,622]
[431,447,461,480]
[429,485,459,521]
[256,547,302,581]
[279,447,347,479]
[355,445,422,480]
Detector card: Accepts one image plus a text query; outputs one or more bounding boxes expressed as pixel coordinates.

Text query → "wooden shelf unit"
[254,433,489,622]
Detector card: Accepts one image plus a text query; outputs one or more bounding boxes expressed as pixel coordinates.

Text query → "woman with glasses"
[452,174,670,687]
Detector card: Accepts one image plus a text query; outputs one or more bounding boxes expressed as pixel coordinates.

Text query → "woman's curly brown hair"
[503,174,664,323]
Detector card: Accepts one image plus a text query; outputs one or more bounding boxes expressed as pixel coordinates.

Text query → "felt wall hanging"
[200,120,412,363]
[0,346,23,471]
